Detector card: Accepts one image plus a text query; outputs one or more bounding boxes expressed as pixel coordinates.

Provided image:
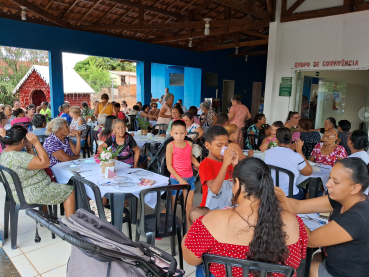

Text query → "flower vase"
[141,129,148,136]
[100,160,116,175]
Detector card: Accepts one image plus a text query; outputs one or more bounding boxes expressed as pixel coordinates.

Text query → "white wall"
[265,3,369,124]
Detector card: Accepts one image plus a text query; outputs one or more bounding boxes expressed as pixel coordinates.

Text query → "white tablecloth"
[131,133,166,149]
[150,120,157,126]
[299,213,328,231]
[51,158,169,208]
[252,152,331,188]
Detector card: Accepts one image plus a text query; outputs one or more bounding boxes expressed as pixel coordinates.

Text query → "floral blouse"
[311,143,348,167]
[205,109,216,127]
[245,124,260,150]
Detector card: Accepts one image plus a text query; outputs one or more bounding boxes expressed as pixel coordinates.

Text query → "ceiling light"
[203,18,212,36]
[235,47,239,55]
[189,38,193,48]
[20,6,27,21]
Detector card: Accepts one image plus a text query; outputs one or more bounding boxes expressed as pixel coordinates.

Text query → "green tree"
[74,56,136,72]
[0,47,48,105]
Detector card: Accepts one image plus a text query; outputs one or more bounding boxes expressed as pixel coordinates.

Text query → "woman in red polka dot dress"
[182,158,308,277]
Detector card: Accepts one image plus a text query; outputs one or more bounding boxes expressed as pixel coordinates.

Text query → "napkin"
[138,178,156,186]
[137,130,142,136]
[105,168,117,178]
[147,133,154,140]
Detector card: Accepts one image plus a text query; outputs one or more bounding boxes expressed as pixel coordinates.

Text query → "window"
[169,73,184,86]
[205,72,218,87]
[121,76,126,85]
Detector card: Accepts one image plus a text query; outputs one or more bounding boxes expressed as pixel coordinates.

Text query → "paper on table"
[312,166,321,173]
[105,168,117,178]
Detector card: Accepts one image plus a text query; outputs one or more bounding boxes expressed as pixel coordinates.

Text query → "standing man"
[39,102,52,122]
[159,87,169,104]
[177,99,186,113]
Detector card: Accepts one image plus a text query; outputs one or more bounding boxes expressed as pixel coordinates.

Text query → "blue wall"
[0,17,267,115]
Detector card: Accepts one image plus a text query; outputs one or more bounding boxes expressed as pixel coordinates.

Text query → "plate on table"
[82,159,95,164]
[138,138,151,142]
[115,176,133,182]
[63,164,81,171]
[100,182,116,187]
[118,182,138,188]
[154,137,166,142]
[308,161,317,166]
[132,171,153,177]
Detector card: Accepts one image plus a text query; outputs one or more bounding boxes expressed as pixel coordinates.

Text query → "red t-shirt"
[117,112,126,120]
[199,157,233,207]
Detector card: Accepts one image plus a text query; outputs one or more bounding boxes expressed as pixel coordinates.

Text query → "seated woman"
[284,111,300,131]
[10,108,31,126]
[224,124,253,160]
[245,113,266,150]
[121,101,131,114]
[69,106,87,146]
[276,158,369,277]
[31,114,47,136]
[43,118,81,168]
[259,121,284,151]
[98,119,141,168]
[26,104,36,121]
[59,103,72,125]
[113,103,126,120]
[167,106,183,131]
[318,117,337,134]
[347,129,369,163]
[99,115,116,142]
[310,129,347,167]
[188,106,201,125]
[0,127,75,217]
[183,112,204,140]
[338,119,352,155]
[139,104,157,122]
[149,102,159,118]
[93,113,108,133]
[264,127,312,199]
[299,118,321,158]
[183,158,308,277]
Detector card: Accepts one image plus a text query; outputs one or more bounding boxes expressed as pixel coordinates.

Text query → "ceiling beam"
[150,20,270,43]
[231,50,268,57]
[266,0,273,14]
[286,0,305,15]
[94,3,118,24]
[281,5,351,22]
[61,0,79,19]
[77,0,101,24]
[240,30,268,39]
[212,0,272,20]
[355,1,369,12]
[196,38,268,51]
[8,0,69,27]
[82,17,267,31]
[105,0,181,19]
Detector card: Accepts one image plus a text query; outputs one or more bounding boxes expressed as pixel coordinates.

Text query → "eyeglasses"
[292,117,300,119]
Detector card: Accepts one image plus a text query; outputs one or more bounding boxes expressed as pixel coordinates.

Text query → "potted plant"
[83,108,95,122]
[94,145,124,175]
[137,116,150,135]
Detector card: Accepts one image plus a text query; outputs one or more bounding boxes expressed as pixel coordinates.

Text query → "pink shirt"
[11,117,31,126]
[171,141,193,178]
[194,117,201,125]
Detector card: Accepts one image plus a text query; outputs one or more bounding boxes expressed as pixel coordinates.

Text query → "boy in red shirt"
[199,125,239,210]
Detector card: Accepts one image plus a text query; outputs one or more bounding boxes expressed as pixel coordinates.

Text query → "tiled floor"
[0,181,203,277]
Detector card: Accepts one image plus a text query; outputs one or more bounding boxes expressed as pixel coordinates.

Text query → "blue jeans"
[196,264,215,277]
[293,187,306,200]
[170,176,196,196]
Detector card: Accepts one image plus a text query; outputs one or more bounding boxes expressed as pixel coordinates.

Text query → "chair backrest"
[0,165,28,206]
[13,122,32,129]
[92,130,100,154]
[267,164,295,198]
[153,124,168,133]
[36,135,49,144]
[138,185,190,237]
[187,132,199,141]
[245,134,265,150]
[128,115,138,131]
[71,173,106,221]
[158,154,170,177]
[202,254,295,277]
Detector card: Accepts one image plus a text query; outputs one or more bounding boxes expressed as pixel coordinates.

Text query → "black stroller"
[26,208,185,277]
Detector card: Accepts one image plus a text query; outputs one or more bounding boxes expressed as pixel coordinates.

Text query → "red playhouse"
[13,65,95,108]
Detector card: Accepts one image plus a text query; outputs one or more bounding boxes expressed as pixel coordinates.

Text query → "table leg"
[308,178,320,199]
